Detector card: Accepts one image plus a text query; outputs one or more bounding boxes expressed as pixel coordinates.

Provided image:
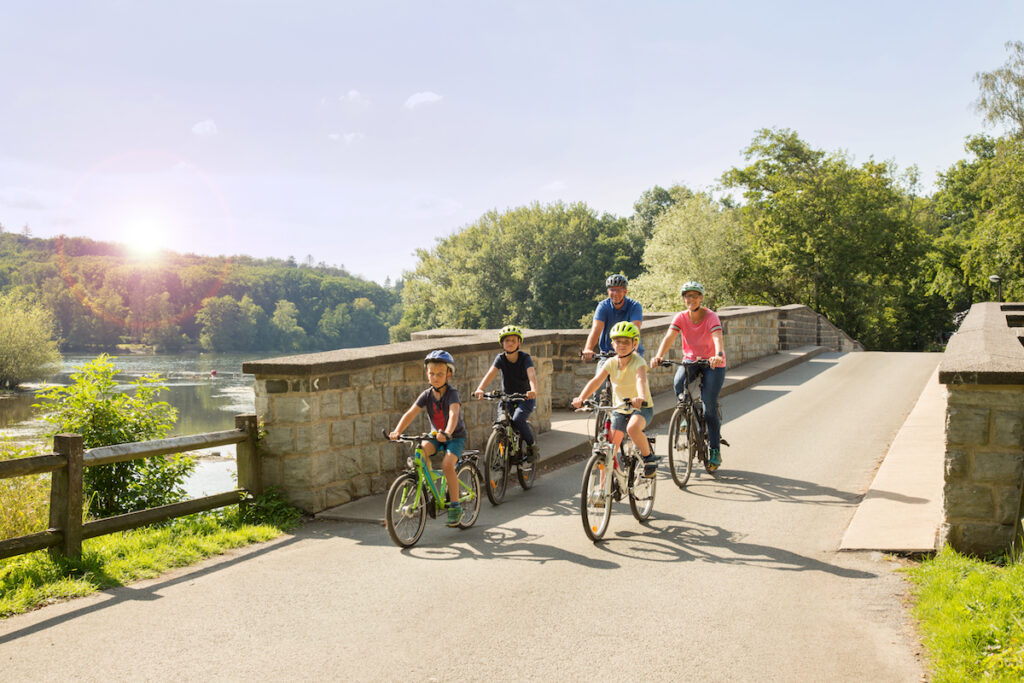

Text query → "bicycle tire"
[385,473,426,548]
[483,429,510,505]
[456,462,482,529]
[581,450,612,542]
[667,407,693,488]
[627,451,656,521]
[516,423,538,490]
[688,414,706,472]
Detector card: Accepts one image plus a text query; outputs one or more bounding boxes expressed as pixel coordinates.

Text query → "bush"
[33,354,195,518]
[0,291,62,390]
[0,440,50,540]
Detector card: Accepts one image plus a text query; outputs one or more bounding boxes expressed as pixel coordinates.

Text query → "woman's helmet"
[424,349,456,375]
[680,280,705,296]
[498,324,523,342]
[605,273,628,288]
[608,321,640,340]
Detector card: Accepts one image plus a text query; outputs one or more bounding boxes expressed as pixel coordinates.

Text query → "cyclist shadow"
[591,511,876,579]
[679,469,867,507]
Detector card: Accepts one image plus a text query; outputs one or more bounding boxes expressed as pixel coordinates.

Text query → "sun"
[123,218,167,259]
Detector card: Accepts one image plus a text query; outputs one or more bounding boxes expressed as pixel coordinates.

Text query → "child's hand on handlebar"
[571,396,584,410]
[649,355,663,368]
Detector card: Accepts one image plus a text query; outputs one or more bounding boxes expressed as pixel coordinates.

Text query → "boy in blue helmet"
[389,350,468,526]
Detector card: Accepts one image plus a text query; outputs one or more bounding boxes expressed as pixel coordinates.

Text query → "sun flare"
[123,218,167,259]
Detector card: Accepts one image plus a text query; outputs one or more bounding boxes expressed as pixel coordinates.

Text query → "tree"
[975,41,1024,136]
[195,295,268,351]
[34,355,193,517]
[270,299,308,352]
[0,291,62,389]
[630,184,695,240]
[399,202,643,332]
[629,193,749,312]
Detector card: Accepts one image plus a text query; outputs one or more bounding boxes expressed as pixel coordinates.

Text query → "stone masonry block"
[341,389,359,416]
[360,387,383,413]
[945,448,969,480]
[351,369,373,385]
[331,419,355,447]
[265,379,288,394]
[354,417,372,445]
[320,392,341,419]
[352,474,372,498]
[947,522,1016,556]
[261,426,295,456]
[946,405,990,446]
[972,451,1024,483]
[361,443,383,473]
[336,448,361,480]
[371,474,388,495]
[328,373,350,390]
[274,396,314,423]
[404,363,424,381]
[372,414,391,438]
[993,410,1024,448]
[995,485,1023,526]
[944,482,995,520]
[282,486,321,514]
[324,483,353,509]
[260,455,283,488]
[283,455,318,488]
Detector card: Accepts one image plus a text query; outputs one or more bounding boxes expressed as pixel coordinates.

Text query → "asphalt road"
[0,352,940,681]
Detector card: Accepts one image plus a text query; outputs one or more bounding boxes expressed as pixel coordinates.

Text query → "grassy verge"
[905,545,1024,681]
[1,490,302,618]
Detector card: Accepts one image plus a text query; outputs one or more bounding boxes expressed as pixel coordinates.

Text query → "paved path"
[0,352,940,681]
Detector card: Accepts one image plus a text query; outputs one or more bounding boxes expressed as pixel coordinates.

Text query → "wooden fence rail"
[0,414,261,562]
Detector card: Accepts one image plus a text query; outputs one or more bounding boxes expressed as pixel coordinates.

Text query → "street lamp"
[989,274,1003,303]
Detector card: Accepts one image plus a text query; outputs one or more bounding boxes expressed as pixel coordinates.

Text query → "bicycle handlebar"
[574,398,647,413]
[657,358,711,368]
[381,429,435,443]
[481,391,529,401]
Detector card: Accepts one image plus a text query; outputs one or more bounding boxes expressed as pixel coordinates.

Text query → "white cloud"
[404,91,443,109]
[0,186,57,210]
[328,132,365,145]
[341,90,370,107]
[542,180,567,192]
[191,120,219,137]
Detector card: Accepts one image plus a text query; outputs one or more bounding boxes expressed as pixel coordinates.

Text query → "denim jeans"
[499,398,535,445]
[673,363,726,450]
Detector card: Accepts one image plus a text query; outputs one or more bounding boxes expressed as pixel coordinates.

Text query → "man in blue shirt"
[582,273,644,359]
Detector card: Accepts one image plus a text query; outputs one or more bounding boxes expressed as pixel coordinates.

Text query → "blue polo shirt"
[595,297,644,355]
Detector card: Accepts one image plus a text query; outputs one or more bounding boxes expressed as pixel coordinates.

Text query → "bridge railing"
[0,414,260,562]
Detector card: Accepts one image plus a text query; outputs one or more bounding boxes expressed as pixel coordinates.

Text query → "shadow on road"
[591,512,876,579]
[679,469,862,507]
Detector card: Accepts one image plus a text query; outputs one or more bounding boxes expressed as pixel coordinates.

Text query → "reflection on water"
[1,353,258,497]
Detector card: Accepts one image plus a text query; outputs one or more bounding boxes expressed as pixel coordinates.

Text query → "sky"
[1,1,1021,285]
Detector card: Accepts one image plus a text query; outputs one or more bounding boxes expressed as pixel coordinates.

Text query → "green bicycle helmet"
[498,324,523,342]
[680,280,705,296]
[608,321,640,340]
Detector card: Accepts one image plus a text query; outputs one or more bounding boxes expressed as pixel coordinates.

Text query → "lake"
[0,353,259,498]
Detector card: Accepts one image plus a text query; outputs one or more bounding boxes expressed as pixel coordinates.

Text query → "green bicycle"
[382,431,483,548]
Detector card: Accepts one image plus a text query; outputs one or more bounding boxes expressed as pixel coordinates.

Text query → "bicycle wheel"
[667,407,693,488]
[483,429,510,505]
[516,427,537,490]
[592,407,608,443]
[455,462,482,529]
[385,473,426,548]
[628,452,656,521]
[581,451,612,542]
[688,415,706,472]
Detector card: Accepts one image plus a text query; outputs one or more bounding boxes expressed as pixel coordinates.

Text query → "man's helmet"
[609,321,640,340]
[605,273,628,288]
[680,280,705,296]
[498,324,523,342]
[424,349,456,375]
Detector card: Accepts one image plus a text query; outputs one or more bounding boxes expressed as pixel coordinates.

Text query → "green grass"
[0,496,301,618]
[906,545,1024,681]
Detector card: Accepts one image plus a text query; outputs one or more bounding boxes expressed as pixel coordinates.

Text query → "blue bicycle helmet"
[424,349,456,375]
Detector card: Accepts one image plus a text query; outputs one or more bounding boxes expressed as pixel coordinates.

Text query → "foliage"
[629,193,749,312]
[33,354,194,518]
[721,128,947,350]
[399,201,643,332]
[906,546,1024,681]
[975,40,1024,137]
[629,184,695,240]
[239,486,303,530]
[0,291,62,389]
[0,440,51,541]
[0,508,285,617]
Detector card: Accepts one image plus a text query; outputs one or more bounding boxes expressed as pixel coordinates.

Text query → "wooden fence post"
[235,414,262,495]
[49,434,83,561]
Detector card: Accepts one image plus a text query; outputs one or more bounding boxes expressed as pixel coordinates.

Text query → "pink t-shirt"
[670,309,726,366]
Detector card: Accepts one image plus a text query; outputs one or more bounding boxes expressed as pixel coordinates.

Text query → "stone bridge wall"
[939,302,1024,555]
[243,304,855,513]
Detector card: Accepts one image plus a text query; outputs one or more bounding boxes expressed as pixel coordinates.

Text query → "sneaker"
[526,443,538,463]
[446,501,462,527]
[642,454,659,478]
[707,448,722,472]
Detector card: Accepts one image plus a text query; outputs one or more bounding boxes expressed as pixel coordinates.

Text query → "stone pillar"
[939,302,1024,555]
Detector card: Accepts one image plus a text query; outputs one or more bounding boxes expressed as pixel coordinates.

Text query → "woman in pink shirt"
[650,281,727,471]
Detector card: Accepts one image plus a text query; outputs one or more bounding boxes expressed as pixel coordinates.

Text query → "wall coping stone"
[940,302,1024,385]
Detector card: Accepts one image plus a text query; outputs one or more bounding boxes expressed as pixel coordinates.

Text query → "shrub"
[33,354,195,518]
[0,440,50,540]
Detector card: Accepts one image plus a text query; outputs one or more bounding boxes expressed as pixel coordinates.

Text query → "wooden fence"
[0,414,261,562]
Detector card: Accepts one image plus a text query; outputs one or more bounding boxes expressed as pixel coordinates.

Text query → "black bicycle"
[480,391,536,504]
[658,359,728,487]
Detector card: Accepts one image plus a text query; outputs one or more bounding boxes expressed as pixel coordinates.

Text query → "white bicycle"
[576,398,657,542]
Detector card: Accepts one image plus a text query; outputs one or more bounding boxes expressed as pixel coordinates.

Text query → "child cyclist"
[571,321,658,477]
[649,280,727,471]
[389,350,468,527]
[473,324,540,464]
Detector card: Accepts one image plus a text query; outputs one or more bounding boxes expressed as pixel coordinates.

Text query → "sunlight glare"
[123,218,167,259]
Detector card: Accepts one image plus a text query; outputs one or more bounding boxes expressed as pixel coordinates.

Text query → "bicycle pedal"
[720,438,730,447]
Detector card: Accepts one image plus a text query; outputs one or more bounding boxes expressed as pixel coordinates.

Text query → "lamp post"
[989,274,1003,303]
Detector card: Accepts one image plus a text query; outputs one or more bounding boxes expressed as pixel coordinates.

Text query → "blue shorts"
[610,407,653,433]
[425,436,466,459]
